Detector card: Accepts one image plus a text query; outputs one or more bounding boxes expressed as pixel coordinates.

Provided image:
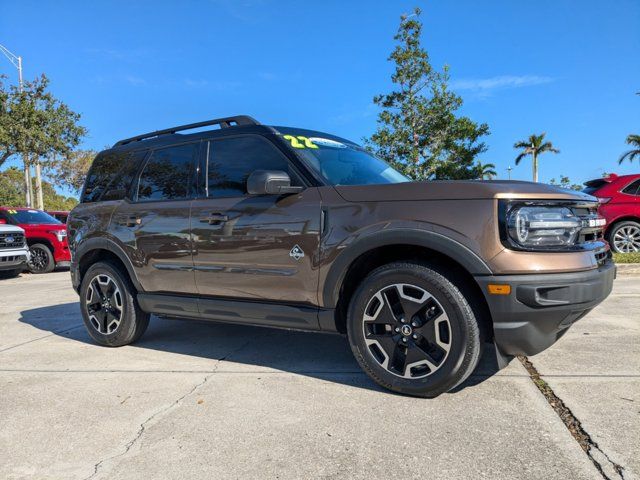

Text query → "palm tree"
[514,133,559,182]
[477,162,497,180]
[619,134,640,164]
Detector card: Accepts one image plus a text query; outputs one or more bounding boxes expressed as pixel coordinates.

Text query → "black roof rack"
[113,115,260,147]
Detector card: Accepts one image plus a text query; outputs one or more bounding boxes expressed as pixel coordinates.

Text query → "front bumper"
[0,251,29,271]
[53,241,71,263]
[475,260,616,357]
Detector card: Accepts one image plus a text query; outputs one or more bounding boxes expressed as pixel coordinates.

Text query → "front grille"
[0,232,26,250]
[569,205,606,247]
[0,255,26,263]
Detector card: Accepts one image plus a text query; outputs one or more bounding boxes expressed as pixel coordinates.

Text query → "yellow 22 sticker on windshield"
[283,135,319,149]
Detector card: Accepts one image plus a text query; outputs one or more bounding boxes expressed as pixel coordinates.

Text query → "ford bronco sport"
[68,115,615,397]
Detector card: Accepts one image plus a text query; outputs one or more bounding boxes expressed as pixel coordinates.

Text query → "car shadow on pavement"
[19,302,503,396]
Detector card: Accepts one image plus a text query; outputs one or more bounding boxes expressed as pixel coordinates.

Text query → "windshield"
[3,209,62,225]
[277,128,409,186]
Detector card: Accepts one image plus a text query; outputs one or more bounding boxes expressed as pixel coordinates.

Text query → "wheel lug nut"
[412,334,418,339]
[402,338,407,343]
[394,327,400,333]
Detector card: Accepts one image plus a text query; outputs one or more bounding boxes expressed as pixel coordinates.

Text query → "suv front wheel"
[79,261,150,347]
[347,262,481,398]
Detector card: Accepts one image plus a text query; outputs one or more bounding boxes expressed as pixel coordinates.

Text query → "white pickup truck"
[0,223,30,278]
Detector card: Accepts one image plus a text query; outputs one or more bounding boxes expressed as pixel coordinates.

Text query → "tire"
[79,261,150,347]
[0,268,22,279]
[347,262,481,398]
[28,243,55,274]
[608,220,640,253]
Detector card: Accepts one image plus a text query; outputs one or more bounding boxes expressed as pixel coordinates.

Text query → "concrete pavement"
[0,271,637,479]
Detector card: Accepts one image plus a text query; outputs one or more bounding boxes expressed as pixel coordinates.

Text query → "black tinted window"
[102,150,148,201]
[82,150,149,203]
[82,152,127,202]
[207,136,295,198]
[622,179,640,196]
[137,144,196,201]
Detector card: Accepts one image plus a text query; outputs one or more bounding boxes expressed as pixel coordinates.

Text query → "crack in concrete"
[82,337,255,480]
[519,356,626,480]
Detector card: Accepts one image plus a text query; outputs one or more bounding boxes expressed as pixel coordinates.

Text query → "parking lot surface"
[1,271,638,479]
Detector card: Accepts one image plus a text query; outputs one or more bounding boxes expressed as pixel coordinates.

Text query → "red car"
[583,173,640,253]
[0,207,71,273]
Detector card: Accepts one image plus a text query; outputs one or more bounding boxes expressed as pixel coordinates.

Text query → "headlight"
[49,229,67,242]
[505,205,582,249]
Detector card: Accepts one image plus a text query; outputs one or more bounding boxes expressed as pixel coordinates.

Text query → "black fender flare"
[322,228,492,308]
[74,237,143,292]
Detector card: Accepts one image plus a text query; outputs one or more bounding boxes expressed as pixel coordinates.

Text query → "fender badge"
[289,245,305,260]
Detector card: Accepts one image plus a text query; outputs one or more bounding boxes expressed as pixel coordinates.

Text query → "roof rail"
[113,115,260,147]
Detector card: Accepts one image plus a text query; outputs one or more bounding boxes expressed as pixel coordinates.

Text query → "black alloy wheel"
[79,261,150,347]
[28,244,55,273]
[362,283,451,379]
[347,262,482,398]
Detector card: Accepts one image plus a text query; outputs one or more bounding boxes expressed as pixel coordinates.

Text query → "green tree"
[477,162,497,180]
[549,175,582,191]
[0,166,77,210]
[47,149,96,194]
[514,133,559,182]
[366,8,489,180]
[619,134,640,164]
[0,74,86,208]
[0,167,24,206]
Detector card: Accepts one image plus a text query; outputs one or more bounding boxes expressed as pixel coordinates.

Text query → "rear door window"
[136,143,197,202]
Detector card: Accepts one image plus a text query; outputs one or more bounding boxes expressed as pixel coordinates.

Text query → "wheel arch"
[75,238,142,293]
[606,215,640,234]
[323,229,493,336]
[26,237,54,252]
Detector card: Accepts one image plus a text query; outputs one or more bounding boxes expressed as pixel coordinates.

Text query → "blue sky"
[1,0,639,196]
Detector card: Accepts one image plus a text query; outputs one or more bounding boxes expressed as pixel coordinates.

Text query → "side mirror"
[247,170,303,195]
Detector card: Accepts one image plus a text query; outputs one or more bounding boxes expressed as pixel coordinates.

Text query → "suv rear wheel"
[79,261,150,347]
[28,243,55,274]
[347,262,481,398]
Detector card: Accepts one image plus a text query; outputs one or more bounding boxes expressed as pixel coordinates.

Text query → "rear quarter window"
[81,150,147,203]
[621,179,640,196]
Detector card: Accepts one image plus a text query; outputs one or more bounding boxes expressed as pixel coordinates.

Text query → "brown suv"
[68,115,615,397]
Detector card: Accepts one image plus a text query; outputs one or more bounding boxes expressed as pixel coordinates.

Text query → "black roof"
[109,115,358,153]
[111,115,277,151]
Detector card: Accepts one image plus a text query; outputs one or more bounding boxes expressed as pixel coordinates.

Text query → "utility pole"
[506,165,512,180]
[0,44,33,207]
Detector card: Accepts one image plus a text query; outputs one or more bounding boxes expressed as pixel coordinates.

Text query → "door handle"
[118,216,141,227]
[200,213,228,225]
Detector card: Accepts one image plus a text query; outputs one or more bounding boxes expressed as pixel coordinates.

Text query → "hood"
[334,180,596,202]
[0,224,25,233]
[18,223,66,232]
